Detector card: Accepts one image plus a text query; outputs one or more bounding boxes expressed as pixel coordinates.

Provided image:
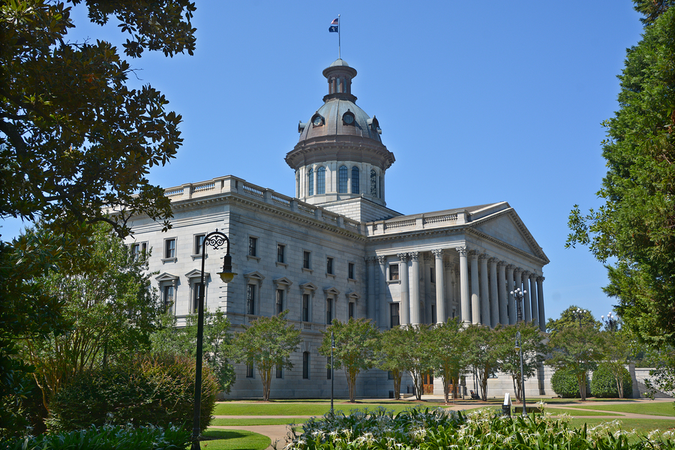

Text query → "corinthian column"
[537,276,546,331]
[398,253,410,325]
[522,271,532,322]
[470,251,480,324]
[489,258,499,327]
[529,273,539,327]
[410,252,421,325]
[506,265,515,325]
[377,256,388,328]
[457,247,470,325]
[498,262,508,325]
[479,255,490,327]
[432,249,446,324]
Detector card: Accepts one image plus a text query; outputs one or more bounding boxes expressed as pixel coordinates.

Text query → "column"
[457,247,470,325]
[506,265,515,325]
[444,261,454,318]
[529,274,539,327]
[479,255,490,327]
[398,253,410,325]
[377,256,388,328]
[470,251,480,324]
[433,249,446,324]
[489,258,499,327]
[366,257,376,320]
[498,262,508,325]
[522,271,532,322]
[537,276,546,331]
[410,252,421,324]
[514,268,523,322]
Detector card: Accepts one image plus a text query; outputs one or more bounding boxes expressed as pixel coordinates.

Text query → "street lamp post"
[510,287,527,416]
[330,331,335,415]
[192,230,236,450]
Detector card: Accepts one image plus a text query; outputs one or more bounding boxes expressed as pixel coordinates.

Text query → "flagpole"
[338,14,341,59]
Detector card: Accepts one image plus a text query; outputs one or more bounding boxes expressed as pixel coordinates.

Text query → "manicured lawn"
[212,401,429,416]
[544,407,622,416]
[569,418,675,434]
[200,429,270,450]
[211,417,307,426]
[564,402,675,416]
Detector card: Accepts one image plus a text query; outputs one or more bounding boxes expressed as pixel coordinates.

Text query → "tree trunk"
[260,368,271,402]
[578,373,587,401]
[393,371,401,400]
[347,369,357,402]
[616,375,624,399]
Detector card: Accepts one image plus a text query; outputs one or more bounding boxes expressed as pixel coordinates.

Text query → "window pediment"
[300,282,318,292]
[244,271,265,283]
[273,277,293,289]
[185,269,207,279]
[156,272,179,282]
[323,287,340,297]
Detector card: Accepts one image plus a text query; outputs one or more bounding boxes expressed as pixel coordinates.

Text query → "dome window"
[311,113,325,127]
[342,110,356,126]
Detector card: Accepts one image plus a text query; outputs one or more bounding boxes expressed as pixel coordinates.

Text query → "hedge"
[591,363,632,398]
[551,368,591,398]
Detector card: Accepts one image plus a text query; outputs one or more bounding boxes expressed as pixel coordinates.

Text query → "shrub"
[0,424,190,450]
[551,368,590,398]
[47,354,218,433]
[591,363,632,398]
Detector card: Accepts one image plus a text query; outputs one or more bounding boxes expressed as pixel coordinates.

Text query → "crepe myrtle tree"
[319,318,380,403]
[495,322,546,402]
[428,318,470,404]
[377,327,409,400]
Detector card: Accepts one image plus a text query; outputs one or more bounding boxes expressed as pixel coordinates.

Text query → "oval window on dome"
[312,114,324,127]
[342,111,355,126]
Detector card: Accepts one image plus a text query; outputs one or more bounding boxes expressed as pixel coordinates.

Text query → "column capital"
[529,272,537,280]
[489,257,499,265]
[479,253,489,261]
[377,255,387,265]
[365,256,377,264]
[497,260,506,268]
[521,270,530,278]
[514,267,523,274]
[456,246,468,257]
[409,252,419,262]
[432,248,444,258]
[506,264,515,271]
[397,253,409,262]
[537,276,545,282]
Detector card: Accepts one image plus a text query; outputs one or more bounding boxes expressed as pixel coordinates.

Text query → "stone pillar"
[506,265,515,325]
[398,253,410,325]
[366,257,376,320]
[470,251,480,324]
[514,268,523,322]
[522,271,532,322]
[410,252,421,324]
[433,249,446,324]
[497,262,508,325]
[479,255,490,327]
[444,261,454,319]
[377,256,388,328]
[529,274,539,327]
[457,247,470,325]
[537,276,546,331]
[489,258,499,327]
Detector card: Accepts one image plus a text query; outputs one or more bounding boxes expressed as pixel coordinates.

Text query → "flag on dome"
[329,17,338,32]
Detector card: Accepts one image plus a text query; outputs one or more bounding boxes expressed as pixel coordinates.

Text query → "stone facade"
[126,59,550,400]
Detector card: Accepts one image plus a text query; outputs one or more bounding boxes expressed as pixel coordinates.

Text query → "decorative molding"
[185,269,206,280]
[456,246,467,257]
[432,249,444,258]
[155,272,179,283]
[396,252,409,262]
[377,255,387,265]
[273,277,293,290]
[324,286,340,297]
[299,282,318,292]
[409,252,419,262]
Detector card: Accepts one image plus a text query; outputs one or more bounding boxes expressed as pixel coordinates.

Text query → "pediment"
[273,277,293,288]
[156,272,179,282]
[185,269,207,279]
[244,271,265,282]
[323,286,340,296]
[300,282,318,292]
[346,291,361,301]
[470,209,548,262]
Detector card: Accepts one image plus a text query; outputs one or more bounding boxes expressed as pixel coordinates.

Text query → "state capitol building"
[126,59,550,399]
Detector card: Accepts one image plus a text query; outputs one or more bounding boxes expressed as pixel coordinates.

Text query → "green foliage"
[377,328,409,400]
[463,324,502,401]
[233,311,301,402]
[379,325,434,401]
[566,5,675,348]
[0,424,190,450]
[319,318,380,403]
[46,354,217,434]
[546,306,600,336]
[644,346,675,398]
[591,363,632,398]
[151,309,235,393]
[551,368,586,398]
[427,318,469,403]
[495,322,546,401]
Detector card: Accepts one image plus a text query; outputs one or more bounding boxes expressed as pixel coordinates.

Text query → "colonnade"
[366,247,546,331]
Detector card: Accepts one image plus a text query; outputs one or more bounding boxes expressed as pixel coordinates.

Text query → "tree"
[600,313,636,399]
[495,323,546,401]
[151,310,236,393]
[1,0,197,236]
[319,318,380,403]
[379,325,434,401]
[463,324,501,401]
[427,318,469,404]
[566,3,675,348]
[547,323,603,401]
[546,305,600,336]
[19,224,162,416]
[377,327,408,400]
[233,311,301,402]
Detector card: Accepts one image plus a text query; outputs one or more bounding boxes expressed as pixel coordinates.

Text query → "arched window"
[351,166,359,194]
[370,169,377,196]
[317,166,326,194]
[338,165,348,193]
[308,168,314,196]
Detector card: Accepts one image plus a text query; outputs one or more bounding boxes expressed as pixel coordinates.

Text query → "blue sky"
[2,1,646,323]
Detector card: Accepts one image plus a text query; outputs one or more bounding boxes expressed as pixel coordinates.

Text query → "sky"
[2,1,647,323]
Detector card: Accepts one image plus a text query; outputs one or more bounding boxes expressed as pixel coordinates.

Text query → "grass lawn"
[544,407,622,416]
[200,429,270,450]
[569,418,675,434]
[212,401,431,416]
[563,402,675,417]
[211,418,307,426]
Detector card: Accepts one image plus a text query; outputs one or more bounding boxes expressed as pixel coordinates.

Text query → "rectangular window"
[390,303,400,328]
[430,267,435,283]
[389,264,399,281]
[277,244,285,263]
[276,365,283,379]
[302,352,310,379]
[348,262,355,279]
[326,257,333,275]
[246,362,254,378]
[246,284,256,315]
[303,251,311,269]
[302,294,310,322]
[326,298,333,324]
[194,234,205,255]
[164,238,176,259]
[192,283,203,313]
[131,243,140,261]
[327,357,332,380]
[276,289,284,315]
[248,237,257,257]
[348,302,355,319]
[163,285,174,312]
